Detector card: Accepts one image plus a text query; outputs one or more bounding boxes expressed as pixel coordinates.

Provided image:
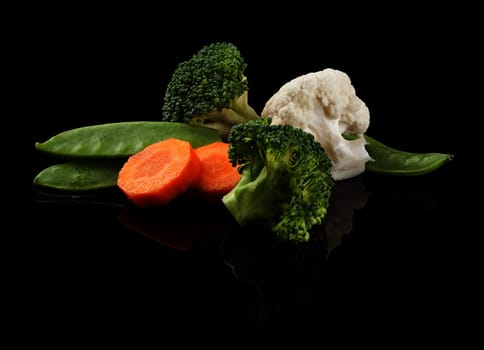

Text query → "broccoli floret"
[161,42,260,140]
[222,118,334,242]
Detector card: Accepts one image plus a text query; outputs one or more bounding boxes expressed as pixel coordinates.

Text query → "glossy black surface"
[31,170,466,327]
[30,14,478,330]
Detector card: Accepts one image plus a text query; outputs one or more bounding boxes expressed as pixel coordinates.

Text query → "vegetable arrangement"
[33,41,453,243]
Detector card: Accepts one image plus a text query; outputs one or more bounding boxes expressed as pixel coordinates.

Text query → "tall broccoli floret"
[161,42,260,139]
[222,118,334,242]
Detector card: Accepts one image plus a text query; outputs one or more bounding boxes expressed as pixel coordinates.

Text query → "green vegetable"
[161,42,260,140]
[222,118,334,243]
[364,135,453,175]
[33,159,124,191]
[35,121,221,158]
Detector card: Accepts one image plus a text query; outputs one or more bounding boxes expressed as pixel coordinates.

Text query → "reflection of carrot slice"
[192,142,240,198]
[117,138,200,208]
[118,206,198,251]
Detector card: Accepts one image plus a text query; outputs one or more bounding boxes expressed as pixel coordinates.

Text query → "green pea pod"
[364,135,453,176]
[33,159,124,191]
[35,121,222,158]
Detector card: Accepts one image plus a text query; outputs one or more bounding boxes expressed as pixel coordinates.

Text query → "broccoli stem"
[190,91,260,139]
[229,91,260,121]
[222,167,289,227]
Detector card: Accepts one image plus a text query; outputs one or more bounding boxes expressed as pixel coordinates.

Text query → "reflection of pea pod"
[364,135,453,176]
[35,121,221,158]
[33,159,124,191]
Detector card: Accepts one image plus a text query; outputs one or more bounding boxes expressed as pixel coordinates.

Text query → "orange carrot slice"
[192,141,240,198]
[117,138,200,207]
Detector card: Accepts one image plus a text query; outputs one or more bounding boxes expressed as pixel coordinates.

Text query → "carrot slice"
[117,138,200,207]
[192,141,241,198]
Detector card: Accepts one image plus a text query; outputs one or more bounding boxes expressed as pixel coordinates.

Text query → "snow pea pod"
[35,121,221,158]
[33,159,124,191]
[364,135,453,176]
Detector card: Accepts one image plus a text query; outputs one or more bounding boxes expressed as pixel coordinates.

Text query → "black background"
[28,5,480,333]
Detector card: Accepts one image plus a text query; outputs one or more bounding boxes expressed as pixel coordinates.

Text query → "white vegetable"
[261,68,371,180]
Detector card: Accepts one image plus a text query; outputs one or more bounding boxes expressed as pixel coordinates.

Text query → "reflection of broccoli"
[161,42,259,140]
[311,176,370,254]
[222,229,329,327]
[222,118,334,242]
[221,176,370,327]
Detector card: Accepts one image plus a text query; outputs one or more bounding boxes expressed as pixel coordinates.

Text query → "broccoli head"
[161,42,260,139]
[222,118,334,242]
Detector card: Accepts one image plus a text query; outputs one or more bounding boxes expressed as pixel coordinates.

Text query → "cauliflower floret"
[261,68,371,180]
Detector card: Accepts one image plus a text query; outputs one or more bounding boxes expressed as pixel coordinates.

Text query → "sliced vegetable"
[192,141,241,198]
[33,159,123,191]
[35,121,221,158]
[117,138,201,207]
[364,135,453,175]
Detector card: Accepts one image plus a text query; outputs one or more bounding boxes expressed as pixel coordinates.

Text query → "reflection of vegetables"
[35,121,221,158]
[117,138,201,207]
[161,42,260,140]
[118,205,199,251]
[221,177,369,326]
[192,141,241,198]
[312,176,369,254]
[118,197,236,250]
[222,118,334,242]
[262,69,371,180]
[33,159,124,191]
[222,229,329,327]
[364,135,453,176]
